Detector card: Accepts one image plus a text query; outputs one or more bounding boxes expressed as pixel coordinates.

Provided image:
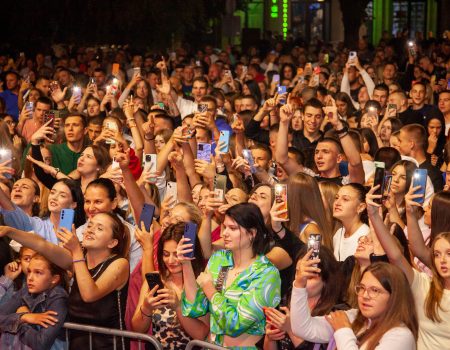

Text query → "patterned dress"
[181,250,281,350]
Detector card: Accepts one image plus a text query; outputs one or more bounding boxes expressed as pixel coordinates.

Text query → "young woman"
[425,115,446,167]
[333,184,370,261]
[366,186,450,349]
[264,246,342,350]
[290,260,418,349]
[178,203,281,349]
[379,117,402,147]
[131,223,208,349]
[0,212,131,350]
[0,254,68,350]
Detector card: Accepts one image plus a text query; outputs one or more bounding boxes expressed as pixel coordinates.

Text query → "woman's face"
[77,147,98,175]
[333,186,365,222]
[225,188,247,206]
[433,237,450,280]
[357,271,391,320]
[354,234,374,262]
[197,187,210,215]
[336,100,347,116]
[191,184,202,206]
[82,213,117,251]
[291,110,303,131]
[28,90,40,103]
[161,204,191,231]
[136,81,149,99]
[154,135,166,153]
[162,240,182,275]
[222,215,254,252]
[283,66,293,80]
[427,118,442,137]
[108,141,123,159]
[242,84,251,96]
[3,115,16,135]
[48,182,75,214]
[391,165,407,195]
[248,186,272,221]
[389,135,400,151]
[380,120,392,141]
[87,99,100,117]
[27,258,58,294]
[84,185,117,219]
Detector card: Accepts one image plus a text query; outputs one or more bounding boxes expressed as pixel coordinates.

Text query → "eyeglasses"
[357,235,373,245]
[354,284,387,299]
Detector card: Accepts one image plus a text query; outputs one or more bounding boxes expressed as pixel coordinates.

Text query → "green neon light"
[282,0,288,39]
[271,0,278,18]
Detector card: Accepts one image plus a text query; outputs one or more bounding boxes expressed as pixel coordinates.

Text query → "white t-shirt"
[412,269,450,349]
[333,223,370,261]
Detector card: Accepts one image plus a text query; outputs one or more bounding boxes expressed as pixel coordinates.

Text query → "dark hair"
[88,115,105,126]
[335,92,357,117]
[424,115,446,156]
[85,178,126,219]
[30,254,70,292]
[374,147,401,170]
[303,98,324,115]
[287,147,305,166]
[390,160,417,196]
[318,137,344,154]
[295,245,341,316]
[54,179,86,228]
[250,143,272,162]
[36,96,52,108]
[430,191,450,244]
[374,83,389,95]
[244,80,262,106]
[225,203,270,256]
[88,145,112,175]
[344,183,368,224]
[157,222,204,279]
[360,128,379,158]
[64,112,87,127]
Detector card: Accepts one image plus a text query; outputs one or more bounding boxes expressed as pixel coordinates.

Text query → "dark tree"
[338,0,371,48]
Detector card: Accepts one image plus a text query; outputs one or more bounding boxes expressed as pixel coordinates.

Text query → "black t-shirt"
[419,159,444,192]
[408,105,444,125]
[398,108,424,126]
[291,131,323,169]
[316,175,346,186]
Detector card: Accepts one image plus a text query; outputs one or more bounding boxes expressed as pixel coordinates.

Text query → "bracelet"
[140,306,152,318]
[144,135,155,141]
[129,122,137,128]
[335,126,348,135]
[54,168,60,177]
[72,258,86,264]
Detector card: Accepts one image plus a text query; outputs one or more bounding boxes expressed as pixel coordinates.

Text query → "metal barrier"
[186,339,229,350]
[63,322,163,350]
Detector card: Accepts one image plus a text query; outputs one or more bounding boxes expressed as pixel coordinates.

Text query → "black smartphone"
[183,222,198,258]
[145,272,163,290]
[139,203,155,231]
[373,161,385,204]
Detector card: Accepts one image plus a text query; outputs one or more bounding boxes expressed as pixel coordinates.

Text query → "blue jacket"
[0,285,68,350]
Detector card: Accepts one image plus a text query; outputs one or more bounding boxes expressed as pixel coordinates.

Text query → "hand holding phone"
[59,209,75,232]
[412,169,427,204]
[145,272,163,291]
[183,222,198,259]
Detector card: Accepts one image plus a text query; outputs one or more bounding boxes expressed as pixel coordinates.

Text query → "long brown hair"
[100,212,130,260]
[352,263,418,350]
[425,232,450,322]
[318,181,341,234]
[287,173,333,249]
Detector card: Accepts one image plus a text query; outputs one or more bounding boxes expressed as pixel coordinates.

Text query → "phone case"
[197,143,212,163]
[214,175,227,201]
[0,149,12,179]
[184,222,198,258]
[382,175,392,200]
[166,182,178,207]
[242,149,256,174]
[218,130,230,153]
[145,272,163,290]
[373,162,385,203]
[59,209,75,232]
[274,184,288,220]
[139,203,155,231]
[198,103,208,113]
[412,169,427,204]
[307,234,321,263]
[143,154,157,173]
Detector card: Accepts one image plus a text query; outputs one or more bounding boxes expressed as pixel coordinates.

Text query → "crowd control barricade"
[63,322,163,350]
[186,339,229,350]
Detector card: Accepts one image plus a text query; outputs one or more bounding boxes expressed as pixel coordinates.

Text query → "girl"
[290,260,418,349]
[131,223,209,349]
[333,184,370,261]
[0,254,68,350]
[178,203,281,349]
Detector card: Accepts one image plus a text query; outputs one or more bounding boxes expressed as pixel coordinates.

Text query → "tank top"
[68,255,129,350]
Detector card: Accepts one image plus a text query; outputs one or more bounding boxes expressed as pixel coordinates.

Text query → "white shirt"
[176,96,198,119]
[333,223,370,261]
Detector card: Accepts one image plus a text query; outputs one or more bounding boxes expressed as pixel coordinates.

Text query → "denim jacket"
[0,284,68,350]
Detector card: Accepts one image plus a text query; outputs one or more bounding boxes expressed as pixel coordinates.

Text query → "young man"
[0,71,20,120]
[174,77,208,118]
[18,96,52,142]
[438,90,450,136]
[398,124,443,192]
[408,81,443,122]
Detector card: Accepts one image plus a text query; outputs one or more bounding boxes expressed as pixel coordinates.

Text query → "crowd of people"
[0,31,449,350]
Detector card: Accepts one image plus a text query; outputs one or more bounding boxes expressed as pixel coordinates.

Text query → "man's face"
[387,93,404,111]
[58,71,71,86]
[419,57,431,72]
[314,141,340,174]
[183,67,194,83]
[373,89,388,108]
[147,73,159,89]
[438,92,450,114]
[208,65,221,82]
[64,116,86,143]
[397,130,413,156]
[154,116,173,134]
[36,79,50,96]
[93,71,106,86]
[132,55,143,68]
[195,128,210,144]
[410,84,426,106]
[191,81,207,102]
[251,148,271,170]
[5,73,18,91]
[240,97,257,112]
[34,102,51,123]
[87,123,102,141]
[358,86,369,104]
[87,100,100,116]
[302,106,323,134]
[383,64,396,80]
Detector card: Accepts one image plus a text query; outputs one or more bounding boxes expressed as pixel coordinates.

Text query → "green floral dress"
[182,250,281,349]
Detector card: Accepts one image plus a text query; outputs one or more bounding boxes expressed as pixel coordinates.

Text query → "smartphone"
[197,143,212,163]
[0,149,12,179]
[112,63,120,76]
[382,174,392,201]
[145,272,163,290]
[143,154,157,173]
[214,174,227,201]
[59,208,75,232]
[408,41,416,57]
[111,157,120,170]
[349,51,357,60]
[166,182,178,207]
[373,161,386,204]
[324,53,329,64]
[89,77,96,85]
[198,103,208,113]
[274,184,288,220]
[195,60,201,67]
[133,67,141,76]
[139,203,155,231]
[25,101,34,116]
[183,222,198,258]
[388,103,397,111]
[242,65,248,76]
[272,74,280,83]
[157,102,166,110]
[105,121,118,144]
[307,234,321,264]
[412,169,427,204]
[218,130,230,153]
[277,86,287,105]
[242,149,256,174]
[305,62,312,73]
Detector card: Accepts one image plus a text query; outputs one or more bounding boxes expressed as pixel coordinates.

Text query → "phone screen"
[412,169,427,204]
[274,184,288,220]
[373,162,385,203]
[145,272,163,290]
